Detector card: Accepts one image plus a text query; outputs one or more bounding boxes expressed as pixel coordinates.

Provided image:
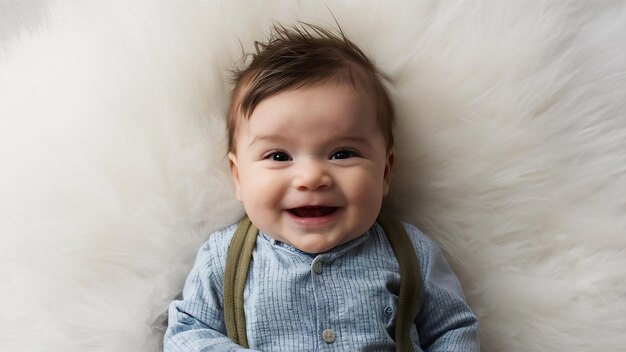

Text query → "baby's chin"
[286,233,358,254]
[292,241,337,255]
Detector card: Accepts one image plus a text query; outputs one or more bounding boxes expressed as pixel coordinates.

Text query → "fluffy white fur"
[1,1,625,351]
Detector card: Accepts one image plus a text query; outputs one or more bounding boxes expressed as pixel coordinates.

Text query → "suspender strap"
[223,216,257,348]
[224,214,422,351]
[378,213,422,352]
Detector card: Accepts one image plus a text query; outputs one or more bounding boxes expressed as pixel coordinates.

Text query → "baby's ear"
[228,152,242,201]
[383,150,395,196]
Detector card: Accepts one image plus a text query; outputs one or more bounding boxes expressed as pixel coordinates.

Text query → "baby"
[165,23,479,351]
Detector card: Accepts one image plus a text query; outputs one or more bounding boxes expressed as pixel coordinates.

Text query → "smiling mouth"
[287,206,338,218]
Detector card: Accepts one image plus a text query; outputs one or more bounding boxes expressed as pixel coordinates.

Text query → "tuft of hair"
[227,22,395,152]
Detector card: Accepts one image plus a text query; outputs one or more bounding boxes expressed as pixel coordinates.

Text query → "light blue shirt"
[165,221,479,351]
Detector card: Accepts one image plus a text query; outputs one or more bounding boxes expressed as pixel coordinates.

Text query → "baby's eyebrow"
[247,133,371,148]
[334,135,370,144]
[248,134,288,147]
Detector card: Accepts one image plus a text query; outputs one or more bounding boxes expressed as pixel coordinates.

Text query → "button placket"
[311,254,337,347]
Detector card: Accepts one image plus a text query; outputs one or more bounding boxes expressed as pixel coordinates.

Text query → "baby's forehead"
[246,82,374,118]
[239,88,379,146]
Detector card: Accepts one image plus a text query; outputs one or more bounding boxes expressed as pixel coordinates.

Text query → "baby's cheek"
[249,177,285,206]
[351,170,385,198]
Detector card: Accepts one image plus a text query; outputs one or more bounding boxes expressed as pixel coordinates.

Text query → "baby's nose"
[292,160,332,191]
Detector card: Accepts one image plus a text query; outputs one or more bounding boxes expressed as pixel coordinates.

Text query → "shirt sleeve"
[163,229,261,352]
[407,224,480,352]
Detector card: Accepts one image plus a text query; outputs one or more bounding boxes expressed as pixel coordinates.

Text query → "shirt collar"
[258,228,371,261]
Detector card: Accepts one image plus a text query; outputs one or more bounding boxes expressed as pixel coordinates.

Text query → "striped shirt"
[165,221,479,351]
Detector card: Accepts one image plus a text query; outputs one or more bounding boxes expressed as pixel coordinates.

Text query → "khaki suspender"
[223,216,258,348]
[377,213,422,351]
[223,214,422,351]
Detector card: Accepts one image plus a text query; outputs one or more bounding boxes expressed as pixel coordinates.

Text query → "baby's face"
[229,82,393,253]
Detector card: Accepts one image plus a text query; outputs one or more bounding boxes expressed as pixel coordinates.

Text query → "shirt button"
[312,260,322,274]
[384,306,394,319]
[322,328,335,343]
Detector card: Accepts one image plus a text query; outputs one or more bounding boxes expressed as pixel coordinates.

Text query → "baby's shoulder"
[372,220,437,260]
[194,223,238,268]
[200,223,237,249]
[394,222,435,249]
[396,222,456,279]
[396,222,441,264]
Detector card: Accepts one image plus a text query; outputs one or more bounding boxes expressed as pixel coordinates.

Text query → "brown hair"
[227,22,395,152]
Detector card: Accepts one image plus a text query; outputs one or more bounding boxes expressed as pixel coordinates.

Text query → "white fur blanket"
[1,1,625,351]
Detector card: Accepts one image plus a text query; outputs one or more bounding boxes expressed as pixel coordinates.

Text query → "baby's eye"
[264,151,292,162]
[330,150,358,160]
